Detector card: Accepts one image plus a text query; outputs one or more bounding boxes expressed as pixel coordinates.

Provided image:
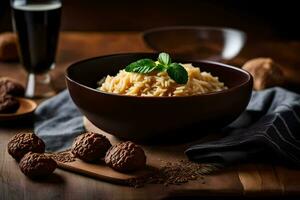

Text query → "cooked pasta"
[98,64,227,96]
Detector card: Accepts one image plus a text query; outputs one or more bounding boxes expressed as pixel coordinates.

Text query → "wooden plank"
[238,164,282,196]
[238,164,262,193]
[275,166,300,195]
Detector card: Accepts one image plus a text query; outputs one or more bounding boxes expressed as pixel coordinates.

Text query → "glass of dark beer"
[11,0,61,98]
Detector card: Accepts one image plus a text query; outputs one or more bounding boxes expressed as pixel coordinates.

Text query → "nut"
[242,57,285,90]
[105,141,146,172]
[0,32,19,61]
[0,77,25,96]
[19,152,57,178]
[0,94,20,114]
[7,133,45,160]
[71,132,112,162]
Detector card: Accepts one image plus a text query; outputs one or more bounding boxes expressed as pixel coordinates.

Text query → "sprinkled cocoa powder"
[47,150,76,163]
[127,160,219,188]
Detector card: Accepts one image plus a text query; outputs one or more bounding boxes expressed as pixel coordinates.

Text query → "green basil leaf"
[125,59,156,73]
[158,52,171,66]
[167,63,188,84]
[156,63,167,72]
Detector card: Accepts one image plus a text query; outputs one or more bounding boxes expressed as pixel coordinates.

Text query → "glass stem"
[25,73,35,98]
[25,73,54,98]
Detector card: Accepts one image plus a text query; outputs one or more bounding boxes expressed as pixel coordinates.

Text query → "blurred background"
[1,0,299,40]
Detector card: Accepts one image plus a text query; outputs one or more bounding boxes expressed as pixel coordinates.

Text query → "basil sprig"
[124,59,156,73]
[158,52,172,65]
[167,63,188,84]
[125,52,188,84]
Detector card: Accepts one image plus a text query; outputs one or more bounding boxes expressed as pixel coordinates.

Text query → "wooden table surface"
[1,32,300,200]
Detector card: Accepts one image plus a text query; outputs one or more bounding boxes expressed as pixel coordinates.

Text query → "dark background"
[1,0,299,40]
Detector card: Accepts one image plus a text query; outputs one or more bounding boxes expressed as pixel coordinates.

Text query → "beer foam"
[12,2,61,11]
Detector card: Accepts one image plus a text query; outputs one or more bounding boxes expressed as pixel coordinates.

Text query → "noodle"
[98,64,227,96]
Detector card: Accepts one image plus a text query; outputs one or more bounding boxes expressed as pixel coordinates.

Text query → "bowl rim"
[142,25,247,40]
[65,52,253,99]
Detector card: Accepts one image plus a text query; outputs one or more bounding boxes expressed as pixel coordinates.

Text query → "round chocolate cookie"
[0,77,25,96]
[71,132,112,162]
[105,141,146,172]
[0,94,20,114]
[7,133,45,161]
[19,152,57,178]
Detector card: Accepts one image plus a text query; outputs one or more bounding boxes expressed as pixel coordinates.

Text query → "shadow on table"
[27,173,66,185]
[0,114,34,128]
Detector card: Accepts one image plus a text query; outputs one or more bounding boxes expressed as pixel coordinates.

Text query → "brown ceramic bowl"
[66,53,253,142]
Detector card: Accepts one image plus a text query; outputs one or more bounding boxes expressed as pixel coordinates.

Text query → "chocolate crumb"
[48,150,76,163]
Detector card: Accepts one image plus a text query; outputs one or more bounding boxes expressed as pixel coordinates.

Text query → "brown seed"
[127,160,218,188]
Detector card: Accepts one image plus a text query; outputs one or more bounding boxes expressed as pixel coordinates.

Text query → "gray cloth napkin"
[186,87,300,167]
[34,90,85,152]
[34,87,300,167]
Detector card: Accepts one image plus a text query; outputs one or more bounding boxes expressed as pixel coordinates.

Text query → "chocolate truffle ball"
[7,133,45,160]
[0,94,20,114]
[71,132,112,162]
[19,152,57,178]
[0,32,19,61]
[0,77,25,96]
[242,57,285,90]
[105,141,146,172]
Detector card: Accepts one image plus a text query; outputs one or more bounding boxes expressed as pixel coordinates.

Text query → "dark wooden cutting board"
[56,159,153,185]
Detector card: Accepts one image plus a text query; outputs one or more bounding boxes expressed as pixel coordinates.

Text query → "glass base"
[25,73,56,99]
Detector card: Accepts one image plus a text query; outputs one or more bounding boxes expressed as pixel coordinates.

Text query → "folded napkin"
[34,87,300,168]
[186,87,300,167]
[34,90,85,152]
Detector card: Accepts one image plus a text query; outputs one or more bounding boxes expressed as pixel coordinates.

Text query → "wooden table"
[1,32,300,200]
